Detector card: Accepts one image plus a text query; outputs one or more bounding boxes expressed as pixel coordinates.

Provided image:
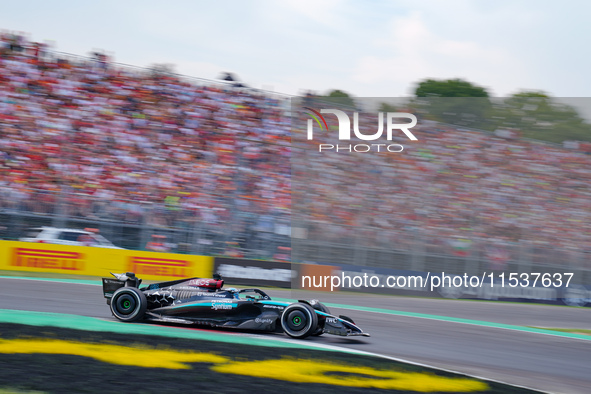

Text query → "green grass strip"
[0,309,336,352]
[526,327,591,336]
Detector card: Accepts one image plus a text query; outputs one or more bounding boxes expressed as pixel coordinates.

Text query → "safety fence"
[291,223,591,287]
[0,187,290,260]
[2,188,590,287]
[2,240,589,306]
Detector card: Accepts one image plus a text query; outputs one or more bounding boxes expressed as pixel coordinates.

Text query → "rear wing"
[102,272,142,300]
[102,278,125,299]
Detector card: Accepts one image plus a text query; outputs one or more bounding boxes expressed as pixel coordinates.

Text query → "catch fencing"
[0,187,290,261]
[2,188,589,286]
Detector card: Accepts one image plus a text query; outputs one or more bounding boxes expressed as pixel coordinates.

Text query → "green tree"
[327,89,352,99]
[314,89,356,108]
[411,79,493,129]
[493,91,591,143]
[415,79,489,97]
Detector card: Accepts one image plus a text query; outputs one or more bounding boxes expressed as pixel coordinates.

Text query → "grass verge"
[527,327,591,336]
[0,323,542,394]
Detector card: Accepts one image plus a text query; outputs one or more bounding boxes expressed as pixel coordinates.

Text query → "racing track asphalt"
[1,277,590,394]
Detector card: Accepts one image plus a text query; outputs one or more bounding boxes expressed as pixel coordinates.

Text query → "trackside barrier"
[318,262,591,307]
[437,277,591,307]
[213,257,339,291]
[3,242,588,306]
[0,241,213,281]
[213,257,294,288]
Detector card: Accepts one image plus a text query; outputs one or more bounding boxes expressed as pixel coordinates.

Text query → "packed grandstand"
[1,32,589,269]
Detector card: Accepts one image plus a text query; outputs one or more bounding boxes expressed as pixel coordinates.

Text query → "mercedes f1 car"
[102,272,370,339]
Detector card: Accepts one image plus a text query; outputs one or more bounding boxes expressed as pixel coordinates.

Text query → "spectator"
[0,32,589,262]
[146,235,171,252]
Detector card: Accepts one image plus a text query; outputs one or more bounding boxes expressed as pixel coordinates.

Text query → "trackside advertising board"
[213,257,293,288]
[0,241,213,281]
[213,257,341,290]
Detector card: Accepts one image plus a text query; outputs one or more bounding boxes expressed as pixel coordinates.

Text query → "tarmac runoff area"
[1,276,591,393]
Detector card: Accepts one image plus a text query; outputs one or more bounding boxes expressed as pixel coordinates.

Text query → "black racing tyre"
[110,287,147,322]
[311,301,330,336]
[312,301,330,314]
[339,315,355,324]
[281,303,318,339]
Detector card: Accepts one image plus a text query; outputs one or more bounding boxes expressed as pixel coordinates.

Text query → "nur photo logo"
[304,107,418,153]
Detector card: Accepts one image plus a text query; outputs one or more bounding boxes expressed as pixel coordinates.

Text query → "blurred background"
[291,95,590,287]
[0,39,292,259]
[1,34,590,287]
[1,0,590,285]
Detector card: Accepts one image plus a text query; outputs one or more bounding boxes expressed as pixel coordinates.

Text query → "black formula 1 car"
[102,272,369,339]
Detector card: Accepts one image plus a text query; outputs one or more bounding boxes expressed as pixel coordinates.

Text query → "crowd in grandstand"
[0,32,291,240]
[294,107,591,261]
[1,32,589,264]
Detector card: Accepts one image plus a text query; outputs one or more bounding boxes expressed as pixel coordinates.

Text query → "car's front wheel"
[311,301,330,336]
[280,302,318,339]
[110,287,147,322]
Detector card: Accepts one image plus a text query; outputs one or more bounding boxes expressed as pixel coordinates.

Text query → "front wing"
[316,311,370,337]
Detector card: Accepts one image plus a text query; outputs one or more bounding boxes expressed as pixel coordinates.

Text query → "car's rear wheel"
[110,287,147,322]
[281,303,318,339]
